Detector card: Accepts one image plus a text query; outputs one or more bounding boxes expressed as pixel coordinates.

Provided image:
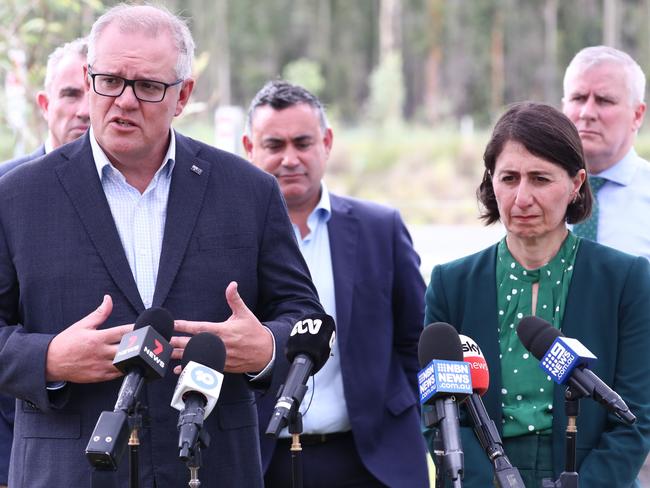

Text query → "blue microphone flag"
[540,336,597,384]
[418,359,472,404]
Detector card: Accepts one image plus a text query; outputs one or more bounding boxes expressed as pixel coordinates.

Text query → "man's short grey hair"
[87,3,195,80]
[246,80,329,135]
[44,37,88,92]
[563,45,646,105]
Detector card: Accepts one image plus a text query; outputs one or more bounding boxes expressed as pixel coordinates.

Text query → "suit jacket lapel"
[152,134,210,307]
[328,195,358,350]
[55,135,144,313]
[463,246,503,421]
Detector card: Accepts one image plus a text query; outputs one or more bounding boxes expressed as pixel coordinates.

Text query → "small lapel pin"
[190,164,203,175]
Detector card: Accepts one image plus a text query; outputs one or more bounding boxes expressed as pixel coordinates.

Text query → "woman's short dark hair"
[477,101,593,225]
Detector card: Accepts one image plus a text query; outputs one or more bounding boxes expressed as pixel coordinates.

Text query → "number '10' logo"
[191,366,219,390]
[290,318,323,336]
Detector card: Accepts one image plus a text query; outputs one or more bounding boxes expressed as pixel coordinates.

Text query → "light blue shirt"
[591,148,650,261]
[283,184,351,436]
[89,126,174,308]
[89,128,275,379]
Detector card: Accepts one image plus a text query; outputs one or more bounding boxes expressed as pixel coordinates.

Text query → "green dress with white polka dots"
[496,232,580,438]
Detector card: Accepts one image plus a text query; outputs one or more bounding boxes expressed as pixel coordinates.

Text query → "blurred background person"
[562,46,650,260]
[0,37,88,488]
[244,80,429,488]
[424,102,650,487]
[0,37,89,177]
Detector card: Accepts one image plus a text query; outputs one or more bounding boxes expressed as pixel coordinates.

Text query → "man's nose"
[579,95,597,120]
[281,147,300,167]
[114,83,140,109]
[77,92,90,120]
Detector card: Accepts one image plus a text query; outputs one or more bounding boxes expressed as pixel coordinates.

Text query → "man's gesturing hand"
[172,281,274,374]
[45,295,133,383]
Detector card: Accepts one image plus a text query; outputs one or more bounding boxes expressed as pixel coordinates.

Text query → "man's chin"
[64,130,89,144]
[581,141,605,159]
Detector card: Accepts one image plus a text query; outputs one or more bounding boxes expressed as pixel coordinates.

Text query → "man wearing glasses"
[0,4,322,487]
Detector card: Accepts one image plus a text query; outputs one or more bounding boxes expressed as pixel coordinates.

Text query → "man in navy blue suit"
[244,80,429,487]
[0,37,89,178]
[0,6,322,487]
[0,37,88,488]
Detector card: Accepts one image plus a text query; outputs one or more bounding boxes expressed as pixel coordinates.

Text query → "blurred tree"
[0,0,102,158]
[282,58,325,96]
[366,51,405,127]
[604,0,620,47]
[420,0,445,123]
[543,0,558,103]
[2,0,650,152]
[490,4,504,118]
[365,0,405,127]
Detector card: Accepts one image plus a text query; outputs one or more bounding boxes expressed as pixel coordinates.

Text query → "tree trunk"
[543,0,558,103]
[604,0,619,47]
[490,7,504,117]
[379,0,402,60]
[214,0,231,105]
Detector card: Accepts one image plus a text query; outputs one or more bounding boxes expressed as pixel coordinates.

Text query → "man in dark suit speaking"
[244,80,429,487]
[0,5,322,487]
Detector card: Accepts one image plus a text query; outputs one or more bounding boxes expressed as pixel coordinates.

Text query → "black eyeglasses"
[87,65,183,103]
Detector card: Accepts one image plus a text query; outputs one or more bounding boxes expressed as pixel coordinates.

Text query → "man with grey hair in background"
[0,37,89,177]
[0,4,322,487]
[563,45,650,486]
[0,36,88,488]
[562,45,650,260]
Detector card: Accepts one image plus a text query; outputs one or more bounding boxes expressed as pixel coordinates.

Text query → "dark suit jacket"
[0,145,46,178]
[0,143,46,484]
[424,238,650,488]
[257,193,429,487]
[0,133,323,488]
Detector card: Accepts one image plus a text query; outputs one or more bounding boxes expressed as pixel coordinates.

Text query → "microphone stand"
[431,427,446,488]
[542,386,583,488]
[185,429,210,488]
[423,399,463,488]
[287,408,304,488]
[127,403,144,488]
[463,395,525,488]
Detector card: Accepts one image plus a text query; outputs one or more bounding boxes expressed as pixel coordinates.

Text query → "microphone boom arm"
[464,395,525,488]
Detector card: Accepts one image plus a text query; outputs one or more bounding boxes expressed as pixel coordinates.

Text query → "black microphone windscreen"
[516,316,563,360]
[418,322,463,367]
[181,332,227,373]
[134,307,174,341]
[286,314,336,374]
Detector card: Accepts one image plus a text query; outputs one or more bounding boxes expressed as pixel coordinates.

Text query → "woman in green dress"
[424,102,650,487]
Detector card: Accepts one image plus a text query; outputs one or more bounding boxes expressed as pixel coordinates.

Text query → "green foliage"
[282,58,325,96]
[326,123,488,224]
[0,0,103,153]
[366,51,405,128]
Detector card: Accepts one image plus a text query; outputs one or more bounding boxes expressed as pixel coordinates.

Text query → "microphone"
[459,334,525,488]
[112,307,175,411]
[517,316,635,424]
[170,332,226,461]
[418,323,471,486]
[459,334,489,395]
[265,314,336,437]
[86,307,174,470]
